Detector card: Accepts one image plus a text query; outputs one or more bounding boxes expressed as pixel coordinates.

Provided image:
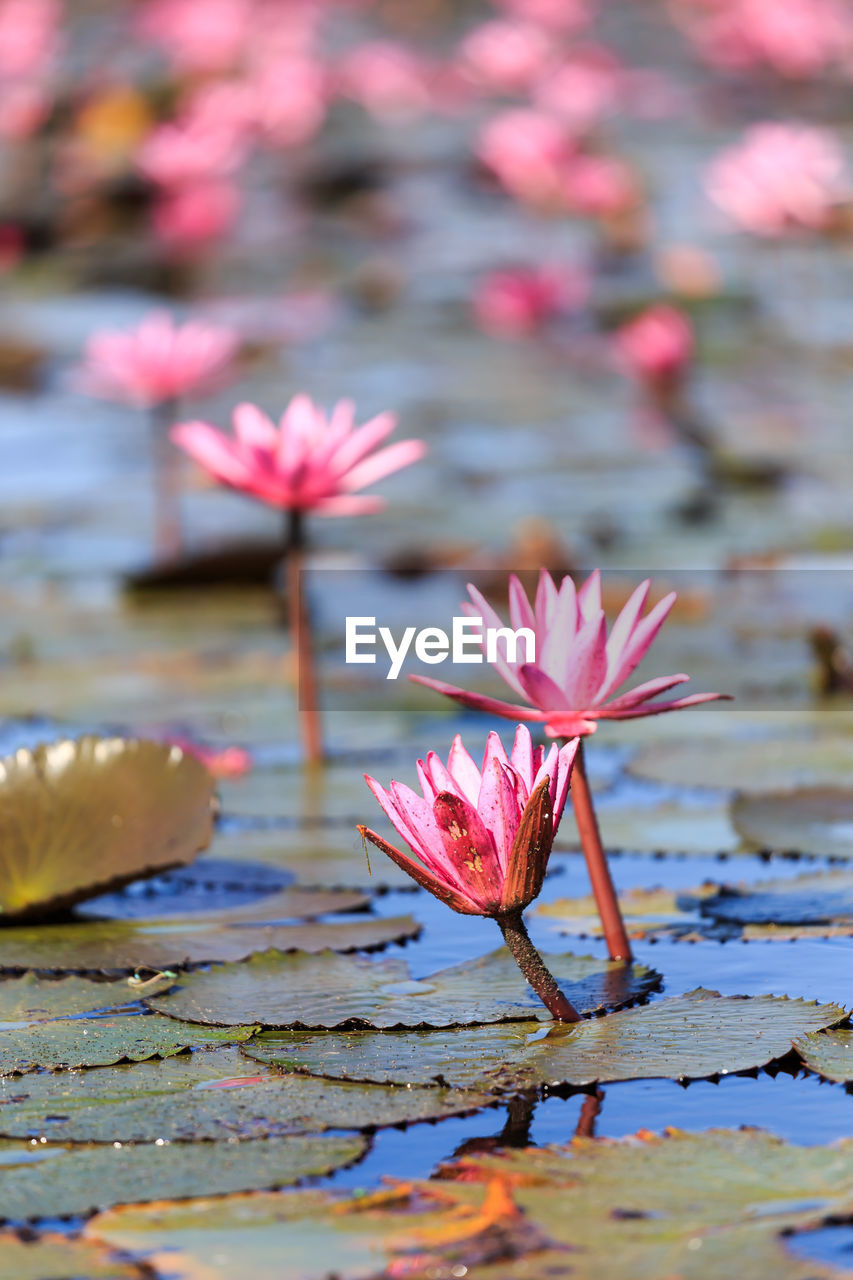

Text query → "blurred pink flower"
[0,79,51,140]
[136,118,245,190]
[152,180,241,251]
[472,265,588,337]
[477,108,574,206]
[336,41,433,121]
[533,47,623,131]
[564,152,639,218]
[706,123,849,236]
[171,395,426,516]
[252,57,327,148]
[136,0,250,74]
[615,304,694,394]
[166,736,252,778]
[77,311,239,408]
[673,0,852,78]
[0,0,60,79]
[413,570,725,737]
[360,726,577,915]
[459,20,552,94]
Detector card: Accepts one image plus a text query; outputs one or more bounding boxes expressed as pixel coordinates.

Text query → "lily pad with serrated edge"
[78,883,370,925]
[0,1132,366,1221]
[733,787,853,858]
[0,1233,151,1280]
[794,1029,853,1083]
[0,737,215,922]
[242,989,845,1089]
[629,735,853,793]
[0,972,143,1023]
[86,1129,853,1280]
[145,946,660,1029]
[0,1012,257,1075]
[0,913,420,975]
[697,870,853,929]
[0,1045,494,1142]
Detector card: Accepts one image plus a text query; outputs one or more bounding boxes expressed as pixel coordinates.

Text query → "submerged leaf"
[0,738,215,921]
[245,990,845,1089]
[145,947,659,1029]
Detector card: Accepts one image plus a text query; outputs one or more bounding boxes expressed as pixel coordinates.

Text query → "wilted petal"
[499,776,554,914]
[358,826,482,914]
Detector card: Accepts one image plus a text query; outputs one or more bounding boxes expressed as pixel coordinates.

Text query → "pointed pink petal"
[358,826,482,914]
[477,757,521,874]
[560,611,608,710]
[508,724,535,795]
[170,422,254,489]
[507,574,536,633]
[446,734,483,805]
[340,438,427,492]
[577,569,601,620]
[598,580,651,700]
[534,569,559,630]
[517,663,569,711]
[598,590,677,702]
[327,412,398,475]
[538,583,580,688]
[409,674,545,723]
[464,584,527,696]
[232,402,277,450]
[599,690,731,720]
[600,672,690,714]
[421,750,462,800]
[313,494,385,516]
[432,791,502,912]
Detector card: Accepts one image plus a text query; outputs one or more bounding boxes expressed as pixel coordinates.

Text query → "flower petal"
[409,674,546,722]
[432,791,503,912]
[358,826,482,914]
[499,776,554,914]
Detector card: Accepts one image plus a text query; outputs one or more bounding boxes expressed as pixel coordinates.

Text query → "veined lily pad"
[0,972,142,1023]
[0,913,420,974]
[0,1013,256,1074]
[245,989,845,1089]
[0,1234,151,1280]
[0,1045,493,1142]
[145,947,659,1029]
[630,736,853,793]
[86,1129,853,1280]
[0,738,215,921]
[794,1029,853,1083]
[733,788,853,858]
[0,1133,365,1221]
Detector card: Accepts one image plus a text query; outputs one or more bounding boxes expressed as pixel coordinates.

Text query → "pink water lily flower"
[171,395,426,516]
[360,726,577,916]
[413,570,725,737]
[616,304,694,395]
[77,311,239,408]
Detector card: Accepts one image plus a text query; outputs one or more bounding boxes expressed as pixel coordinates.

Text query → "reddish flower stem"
[570,738,632,962]
[574,1088,604,1139]
[151,399,182,561]
[285,508,323,765]
[497,910,581,1023]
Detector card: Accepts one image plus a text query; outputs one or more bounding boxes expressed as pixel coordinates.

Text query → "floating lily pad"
[0,972,141,1024]
[0,738,215,921]
[146,947,659,1029]
[535,886,715,940]
[86,1129,853,1280]
[246,989,845,1089]
[0,1132,365,1221]
[630,736,853,793]
[794,1029,853,1084]
[698,871,853,929]
[733,788,853,858]
[557,801,739,856]
[78,883,370,924]
[0,1234,150,1280]
[0,1013,256,1075]
[0,1045,492,1142]
[0,913,420,974]
[76,857,298,918]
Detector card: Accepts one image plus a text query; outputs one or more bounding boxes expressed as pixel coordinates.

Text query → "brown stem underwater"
[285,508,323,766]
[497,910,581,1023]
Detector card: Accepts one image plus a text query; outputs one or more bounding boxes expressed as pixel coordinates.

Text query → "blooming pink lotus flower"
[413,570,725,737]
[0,0,60,79]
[77,312,239,408]
[459,20,552,94]
[171,395,426,516]
[673,0,852,79]
[472,265,588,338]
[706,123,849,237]
[360,726,577,916]
[615,304,694,396]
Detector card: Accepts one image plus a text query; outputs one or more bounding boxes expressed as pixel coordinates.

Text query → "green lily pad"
[630,736,853,793]
[0,737,215,922]
[794,1029,853,1083]
[698,870,853,928]
[0,1013,256,1074]
[0,1045,493,1142]
[146,947,659,1029]
[535,886,716,940]
[79,884,370,924]
[733,788,853,858]
[0,1132,365,1221]
[245,989,845,1088]
[0,913,420,974]
[86,1129,853,1280]
[0,1234,151,1280]
[0,972,142,1024]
